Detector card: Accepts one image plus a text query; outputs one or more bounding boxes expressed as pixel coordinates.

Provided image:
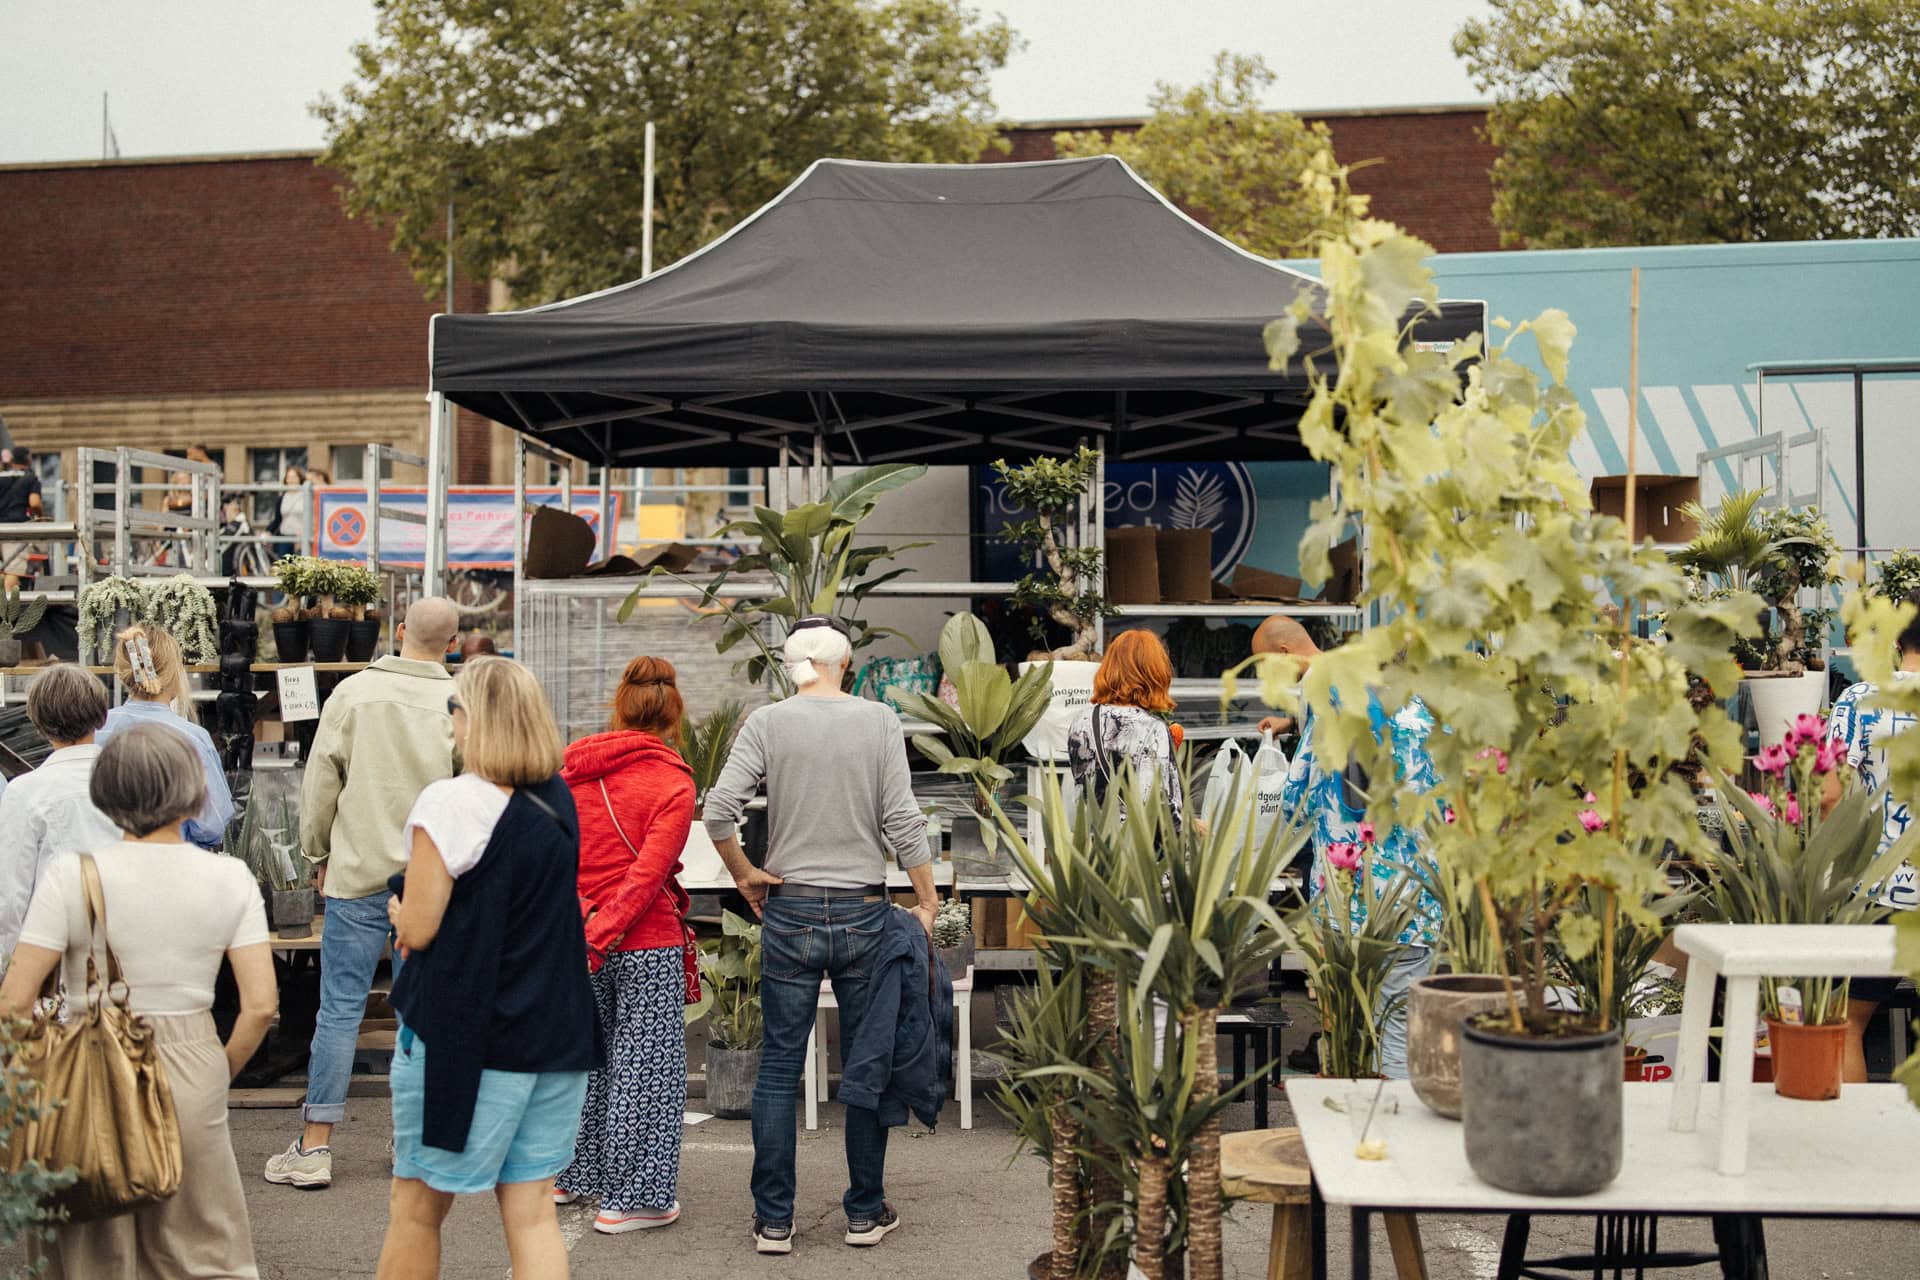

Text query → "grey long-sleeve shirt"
[702,695,930,889]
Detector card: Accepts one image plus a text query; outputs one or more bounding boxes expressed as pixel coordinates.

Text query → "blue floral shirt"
[1279,693,1442,947]
[1824,675,1919,910]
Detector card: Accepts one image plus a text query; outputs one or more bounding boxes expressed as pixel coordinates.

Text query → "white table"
[1668,923,1898,1174]
[1288,1077,1920,1279]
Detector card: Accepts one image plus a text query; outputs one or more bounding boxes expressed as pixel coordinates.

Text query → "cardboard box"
[1230,563,1305,601]
[1323,537,1362,604]
[1155,528,1213,602]
[1106,526,1160,605]
[1590,474,1701,543]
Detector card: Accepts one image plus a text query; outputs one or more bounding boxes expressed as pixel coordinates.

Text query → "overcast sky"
[1,0,1491,166]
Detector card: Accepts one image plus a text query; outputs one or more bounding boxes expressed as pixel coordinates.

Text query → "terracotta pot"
[1408,975,1513,1119]
[1623,1047,1648,1082]
[1767,1018,1844,1101]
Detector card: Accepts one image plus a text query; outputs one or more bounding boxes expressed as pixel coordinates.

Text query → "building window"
[332,445,396,485]
[249,447,308,528]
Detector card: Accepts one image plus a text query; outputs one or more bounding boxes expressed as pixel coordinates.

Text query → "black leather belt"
[767,883,887,900]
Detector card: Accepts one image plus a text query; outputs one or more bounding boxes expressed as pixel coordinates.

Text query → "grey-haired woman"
[0,724,278,1280]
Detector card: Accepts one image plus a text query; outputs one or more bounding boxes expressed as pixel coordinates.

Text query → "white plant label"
[278,666,321,723]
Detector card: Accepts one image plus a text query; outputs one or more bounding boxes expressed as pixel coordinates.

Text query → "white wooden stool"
[1668,923,1898,1174]
[803,966,974,1131]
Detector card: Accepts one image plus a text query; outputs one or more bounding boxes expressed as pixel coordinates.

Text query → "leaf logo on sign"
[1169,468,1227,533]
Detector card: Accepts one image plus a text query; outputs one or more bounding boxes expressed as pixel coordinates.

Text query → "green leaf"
[824,464,929,521]
[955,661,1012,740]
[1531,308,1576,385]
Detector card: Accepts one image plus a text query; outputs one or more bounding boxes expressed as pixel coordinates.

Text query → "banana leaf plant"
[895,611,1052,846]
[618,463,929,696]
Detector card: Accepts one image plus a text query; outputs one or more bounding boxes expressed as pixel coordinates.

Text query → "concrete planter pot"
[937,935,976,981]
[1461,1018,1623,1196]
[1743,668,1826,744]
[1407,975,1514,1119]
[950,812,1012,880]
[706,1044,761,1120]
[0,638,19,669]
[270,888,316,939]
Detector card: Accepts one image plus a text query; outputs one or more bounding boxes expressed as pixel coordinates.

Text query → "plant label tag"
[278,666,320,723]
[1776,983,1804,1025]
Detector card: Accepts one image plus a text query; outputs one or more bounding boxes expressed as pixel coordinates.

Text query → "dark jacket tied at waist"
[838,907,953,1129]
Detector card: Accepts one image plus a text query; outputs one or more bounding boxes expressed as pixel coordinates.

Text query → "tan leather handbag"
[4,853,182,1222]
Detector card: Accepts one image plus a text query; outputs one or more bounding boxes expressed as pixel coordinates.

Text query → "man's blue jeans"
[750,895,890,1227]
[303,891,401,1125]
[1377,944,1435,1081]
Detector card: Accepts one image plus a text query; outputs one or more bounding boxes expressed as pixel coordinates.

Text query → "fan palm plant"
[680,700,747,811]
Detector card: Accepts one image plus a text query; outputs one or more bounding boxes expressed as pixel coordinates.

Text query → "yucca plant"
[1552,883,1693,1036]
[1287,860,1424,1077]
[680,700,747,810]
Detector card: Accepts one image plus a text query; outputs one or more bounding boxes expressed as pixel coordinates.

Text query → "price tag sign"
[277,666,321,724]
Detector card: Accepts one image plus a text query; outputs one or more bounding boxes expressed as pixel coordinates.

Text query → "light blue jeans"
[303,891,401,1124]
[1377,945,1435,1081]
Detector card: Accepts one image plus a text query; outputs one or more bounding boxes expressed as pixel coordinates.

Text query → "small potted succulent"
[271,555,315,662]
[334,565,384,662]
[932,898,975,980]
[0,585,47,669]
[690,910,763,1119]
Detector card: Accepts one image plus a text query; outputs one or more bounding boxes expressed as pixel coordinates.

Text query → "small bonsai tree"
[271,555,316,623]
[1876,549,1920,602]
[994,447,1115,659]
[1674,491,1841,674]
[332,565,383,621]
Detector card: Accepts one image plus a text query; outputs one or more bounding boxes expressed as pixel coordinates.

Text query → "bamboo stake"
[1602,267,1642,1032]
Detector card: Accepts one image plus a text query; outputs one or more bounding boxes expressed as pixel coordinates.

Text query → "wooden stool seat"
[1222,1126,1427,1280]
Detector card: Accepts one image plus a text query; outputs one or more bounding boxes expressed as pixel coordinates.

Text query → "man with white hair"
[703,616,938,1257]
[266,596,459,1191]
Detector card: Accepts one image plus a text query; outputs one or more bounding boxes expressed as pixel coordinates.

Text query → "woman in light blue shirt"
[95,624,234,850]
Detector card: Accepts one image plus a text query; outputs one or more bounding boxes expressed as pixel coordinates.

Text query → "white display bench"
[1288,1077,1920,1280]
[1668,922,1898,1174]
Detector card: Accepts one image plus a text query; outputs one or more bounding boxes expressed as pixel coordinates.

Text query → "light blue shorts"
[390,1029,590,1195]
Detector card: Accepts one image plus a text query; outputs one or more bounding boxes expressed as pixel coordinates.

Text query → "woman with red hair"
[1066,628,1185,827]
[554,656,697,1234]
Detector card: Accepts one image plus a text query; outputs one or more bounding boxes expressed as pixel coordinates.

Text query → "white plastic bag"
[1019,659,1099,761]
[1203,732,1289,848]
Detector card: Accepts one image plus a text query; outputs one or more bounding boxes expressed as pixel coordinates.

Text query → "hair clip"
[126,633,161,694]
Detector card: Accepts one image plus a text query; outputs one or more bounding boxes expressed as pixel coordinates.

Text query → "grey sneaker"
[845,1203,899,1247]
[754,1218,793,1255]
[264,1140,332,1189]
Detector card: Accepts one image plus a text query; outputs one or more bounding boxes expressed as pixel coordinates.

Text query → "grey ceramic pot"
[1408,975,1514,1119]
[706,1044,761,1120]
[270,888,316,939]
[0,639,19,669]
[1461,1018,1623,1196]
[938,935,976,981]
[949,813,1012,879]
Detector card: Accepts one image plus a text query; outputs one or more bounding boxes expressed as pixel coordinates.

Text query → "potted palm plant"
[1704,716,1908,1099]
[690,910,762,1119]
[680,700,746,818]
[621,463,928,696]
[894,611,1052,878]
[1256,159,1759,1195]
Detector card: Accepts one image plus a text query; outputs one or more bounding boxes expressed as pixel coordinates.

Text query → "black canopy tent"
[430,156,1485,468]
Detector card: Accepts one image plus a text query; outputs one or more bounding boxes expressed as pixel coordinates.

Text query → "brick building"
[0,106,1497,499]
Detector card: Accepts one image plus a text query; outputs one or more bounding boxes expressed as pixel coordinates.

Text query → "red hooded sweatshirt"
[562,729,696,963]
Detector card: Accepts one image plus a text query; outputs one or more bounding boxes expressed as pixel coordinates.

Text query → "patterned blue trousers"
[556,947,687,1212]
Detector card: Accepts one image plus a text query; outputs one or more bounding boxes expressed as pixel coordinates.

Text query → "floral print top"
[1279,693,1442,947]
[1066,703,1185,828]
[1823,674,1919,910]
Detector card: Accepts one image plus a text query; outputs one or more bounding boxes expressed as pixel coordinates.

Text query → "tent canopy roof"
[432,156,1483,466]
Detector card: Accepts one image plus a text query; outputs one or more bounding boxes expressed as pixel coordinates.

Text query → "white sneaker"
[263,1140,332,1189]
[553,1189,580,1206]
[594,1202,681,1233]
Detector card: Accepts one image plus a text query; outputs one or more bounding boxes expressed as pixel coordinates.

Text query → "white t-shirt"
[402,775,513,879]
[17,844,268,1016]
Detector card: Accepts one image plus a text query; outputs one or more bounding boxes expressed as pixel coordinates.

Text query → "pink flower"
[1814,740,1844,776]
[1578,808,1607,833]
[1326,842,1364,872]
[1357,822,1377,844]
[1583,792,1598,804]
[1476,747,1509,775]
[1754,744,1792,776]
[1747,791,1776,816]
[1790,714,1827,746]
[1783,795,1803,825]
[1442,807,1457,826]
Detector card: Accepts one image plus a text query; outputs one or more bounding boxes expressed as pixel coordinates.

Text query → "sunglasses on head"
[790,615,851,639]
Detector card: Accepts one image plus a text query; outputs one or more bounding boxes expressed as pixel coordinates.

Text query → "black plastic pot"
[706,1044,761,1120]
[346,619,381,663]
[272,620,310,664]
[308,618,349,663]
[1461,1017,1623,1196]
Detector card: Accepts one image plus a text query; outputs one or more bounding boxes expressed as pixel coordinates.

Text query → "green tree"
[1455,0,1920,247]
[1053,51,1367,258]
[316,0,1016,304]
